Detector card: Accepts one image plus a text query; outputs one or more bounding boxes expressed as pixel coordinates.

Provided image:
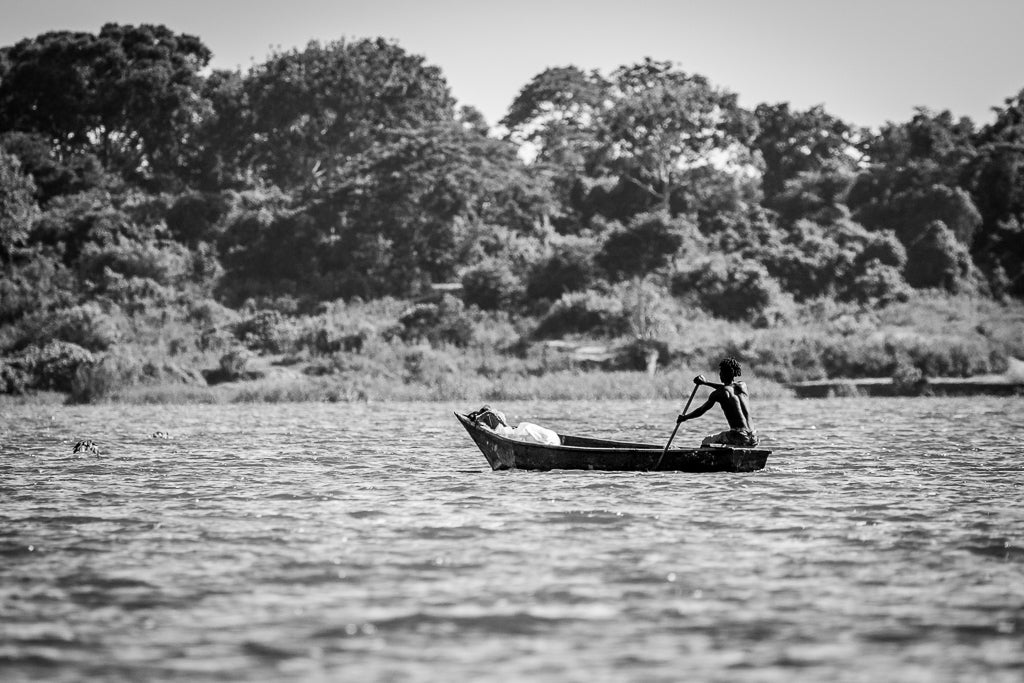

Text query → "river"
[1,397,1022,682]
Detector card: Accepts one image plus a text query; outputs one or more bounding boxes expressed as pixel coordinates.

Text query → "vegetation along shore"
[2,25,1023,404]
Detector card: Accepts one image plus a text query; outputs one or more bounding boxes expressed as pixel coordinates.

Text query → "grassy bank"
[2,292,1021,406]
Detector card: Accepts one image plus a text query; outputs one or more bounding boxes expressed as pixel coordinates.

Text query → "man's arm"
[677,396,717,423]
[694,374,724,389]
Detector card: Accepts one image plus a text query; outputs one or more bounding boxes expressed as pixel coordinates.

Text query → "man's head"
[719,357,742,383]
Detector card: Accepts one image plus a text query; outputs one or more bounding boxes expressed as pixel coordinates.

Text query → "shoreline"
[4,371,1024,407]
[788,376,1024,398]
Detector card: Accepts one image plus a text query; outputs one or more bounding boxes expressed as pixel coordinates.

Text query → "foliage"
[672,256,782,322]
[595,211,696,282]
[525,234,598,302]
[0,24,212,187]
[1,131,109,203]
[753,103,861,201]
[904,220,977,292]
[502,65,608,166]
[596,59,756,214]
[3,26,1024,402]
[460,258,523,311]
[533,290,630,339]
[1,341,94,393]
[238,37,454,190]
[233,309,296,354]
[0,149,39,260]
[218,348,252,380]
[396,295,475,347]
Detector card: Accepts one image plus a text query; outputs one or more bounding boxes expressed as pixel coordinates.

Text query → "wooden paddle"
[653,382,700,471]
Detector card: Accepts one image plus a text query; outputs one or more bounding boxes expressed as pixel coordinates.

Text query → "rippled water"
[1,397,1022,682]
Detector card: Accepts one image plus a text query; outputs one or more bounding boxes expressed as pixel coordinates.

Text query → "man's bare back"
[677,358,759,447]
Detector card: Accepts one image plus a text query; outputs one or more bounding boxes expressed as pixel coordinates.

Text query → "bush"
[904,220,976,293]
[219,348,252,381]
[69,348,144,403]
[2,341,96,394]
[525,237,597,302]
[461,259,523,311]
[0,360,31,394]
[673,256,782,321]
[616,338,670,371]
[234,309,297,354]
[850,261,912,306]
[595,212,691,282]
[166,192,230,245]
[533,290,630,339]
[397,296,474,347]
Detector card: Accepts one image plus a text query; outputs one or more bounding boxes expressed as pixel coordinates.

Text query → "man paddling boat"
[676,357,760,447]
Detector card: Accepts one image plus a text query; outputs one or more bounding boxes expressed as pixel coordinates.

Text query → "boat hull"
[455,413,770,473]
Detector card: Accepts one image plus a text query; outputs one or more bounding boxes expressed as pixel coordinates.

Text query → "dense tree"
[525,234,599,302]
[595,211,699,282]
[0,150,39,261]
[849,109,983,293]
[502,66,608,167]
[239,38,455,191]
[595,59,756,215]
[965,90,1024,296]
[904,220,976,291]
[218,121,553,303]
[0,24,212,188]
[753,103,861,202]
[502,66,609,233]
[0,132,109,203]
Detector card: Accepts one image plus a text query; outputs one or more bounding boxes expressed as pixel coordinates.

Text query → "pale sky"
[1,0,1022,130]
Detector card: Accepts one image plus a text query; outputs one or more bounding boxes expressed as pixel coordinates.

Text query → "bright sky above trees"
[2,0,1022,129]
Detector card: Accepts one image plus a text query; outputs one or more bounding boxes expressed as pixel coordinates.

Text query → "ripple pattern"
[1,397,1022,682]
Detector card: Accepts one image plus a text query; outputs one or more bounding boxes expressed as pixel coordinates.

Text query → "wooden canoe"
[455,412,770,473]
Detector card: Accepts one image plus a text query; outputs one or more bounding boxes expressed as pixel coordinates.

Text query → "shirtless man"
[676,357,759,447]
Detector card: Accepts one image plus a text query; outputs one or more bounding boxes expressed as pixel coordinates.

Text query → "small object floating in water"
[149,431,172,439]
[72,440,100,455]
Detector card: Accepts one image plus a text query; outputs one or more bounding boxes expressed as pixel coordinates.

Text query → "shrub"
[219,348,252,381]
[595,212,690,282]
[397,295,474,347]
[673,256,782,321]
[616,338,670,371]
[904,220,976,292]
[166,192,230,245]
[460,259,523,311]
[850,261,912,306]
[0,360,31,394]
[525,236,597,302]
[3,341,96,394]
[69,348,144,403]
[402,347,460,386]
[533,290,630,339]
[234,309,297,353]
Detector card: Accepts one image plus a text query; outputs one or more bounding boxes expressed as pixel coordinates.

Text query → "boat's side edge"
[455,412,771,472]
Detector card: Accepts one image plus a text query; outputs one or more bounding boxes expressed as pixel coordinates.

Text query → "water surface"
[1,397,1022,681]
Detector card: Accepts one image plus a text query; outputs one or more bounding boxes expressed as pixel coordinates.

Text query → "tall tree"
[595,59,756,216]
[502,66,608,168]
[752,103,860,202]
[239,38,455,191]
[965,90,1024,296]
[0,24,212,188]
[848,108,982,293]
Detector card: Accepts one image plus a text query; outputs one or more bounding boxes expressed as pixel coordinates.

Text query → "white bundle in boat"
[489,421,560,446]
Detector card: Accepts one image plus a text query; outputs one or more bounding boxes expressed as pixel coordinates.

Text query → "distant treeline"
[1,24,1022,399]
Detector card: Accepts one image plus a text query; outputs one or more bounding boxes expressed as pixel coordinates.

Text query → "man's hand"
[676,414,687,424]
[693,374,706,386]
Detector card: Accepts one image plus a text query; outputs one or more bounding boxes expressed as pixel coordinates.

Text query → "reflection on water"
[1,397,1022,681]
